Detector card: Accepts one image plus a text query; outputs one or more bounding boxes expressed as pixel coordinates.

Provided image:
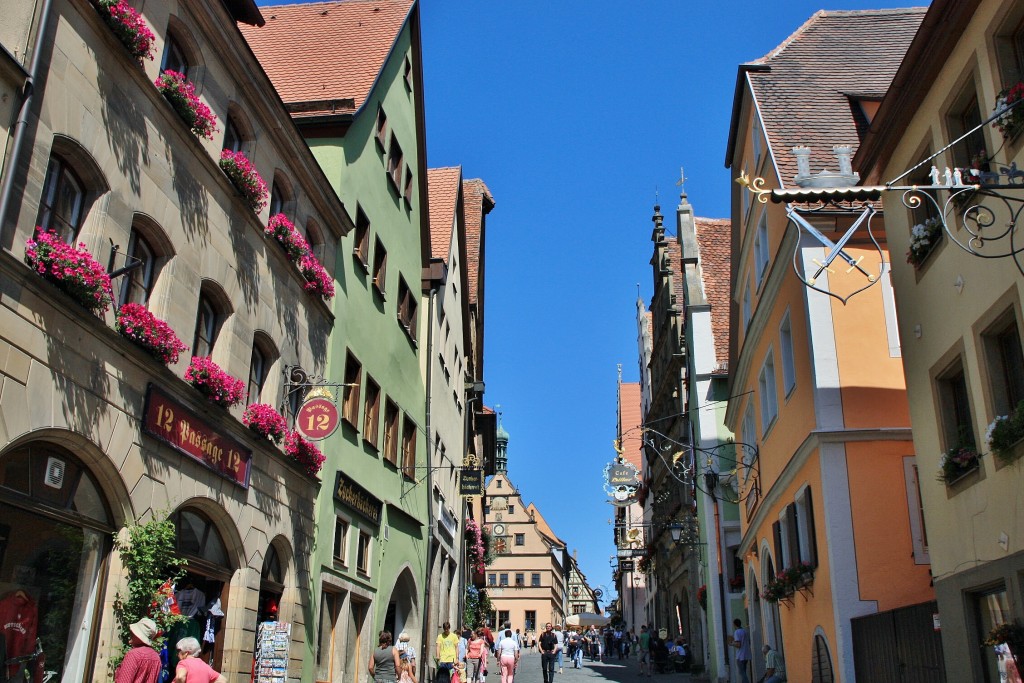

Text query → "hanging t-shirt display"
[0,590,40,683]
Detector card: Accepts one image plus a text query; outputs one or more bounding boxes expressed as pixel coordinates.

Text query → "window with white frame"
[754,211,770,285]
[902,457,929,564]
[780,312,796,395]
[758,351,778,435]
[795,487,818,567]
[981,309,1024,417]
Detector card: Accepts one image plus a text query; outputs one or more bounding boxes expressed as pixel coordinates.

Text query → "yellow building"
[725,9,937,682]
[855,1,1024,680]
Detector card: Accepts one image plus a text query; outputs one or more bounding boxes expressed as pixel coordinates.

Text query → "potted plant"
[986,403,1024,464]
[938,443,981,484]
[242,403,288,444]
[465,518,486,574]
[782,561,814,591]
[729,575,744,592]
[283,430,325,475]
[93,0,156,61]
[984,621,1024,670]
[154,71,217,140]
[25,230,113,313]
[220,149,268,213]
[906,217,943,268]
[115,303,188,365]
[184,356,245,408]
[761,573,791,603]
[993,81,1024,140]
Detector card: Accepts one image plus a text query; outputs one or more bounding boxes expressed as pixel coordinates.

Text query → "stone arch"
[383,564,421,641]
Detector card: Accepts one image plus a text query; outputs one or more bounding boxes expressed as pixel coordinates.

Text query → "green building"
[243,2,431,680]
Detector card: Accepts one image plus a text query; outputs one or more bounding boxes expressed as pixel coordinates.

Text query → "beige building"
[856,1,1024,680]
[0,0,350,680]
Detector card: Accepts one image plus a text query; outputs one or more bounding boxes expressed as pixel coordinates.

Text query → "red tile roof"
[427,166,461,263]
[618,382,643,470]
[239,0,414,114]
[463,179,494,307]
[747,8,925,187]
[694,218,732,369]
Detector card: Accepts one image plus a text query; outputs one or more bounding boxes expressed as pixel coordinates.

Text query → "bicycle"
[4,637,57,682]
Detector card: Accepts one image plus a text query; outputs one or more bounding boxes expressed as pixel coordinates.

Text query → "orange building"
[724,10,936,682]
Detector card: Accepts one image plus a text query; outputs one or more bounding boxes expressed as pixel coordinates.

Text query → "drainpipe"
[0,0,54,243]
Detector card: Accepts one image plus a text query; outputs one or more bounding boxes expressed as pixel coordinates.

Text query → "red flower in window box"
[184,356,245,408]
[242,403,288,444]
[283,430,325,475]
[115,303,188,365]
[93,0,156,61]
[993,81,1024,140]
[265,214,310,262]
[155,70,218,140]
[25,230,113,313]
[298,252,335,300]
[219,149,268,213]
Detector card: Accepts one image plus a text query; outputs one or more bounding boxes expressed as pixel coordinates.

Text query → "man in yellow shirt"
[435,621,459,683]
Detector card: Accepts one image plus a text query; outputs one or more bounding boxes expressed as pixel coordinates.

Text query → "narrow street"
[481,650,698,683]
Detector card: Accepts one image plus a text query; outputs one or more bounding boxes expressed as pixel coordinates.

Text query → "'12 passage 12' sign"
[143,384,251,487]
[296,397,340,441]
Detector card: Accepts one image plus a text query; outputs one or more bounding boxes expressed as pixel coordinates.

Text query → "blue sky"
[419,0,923,603]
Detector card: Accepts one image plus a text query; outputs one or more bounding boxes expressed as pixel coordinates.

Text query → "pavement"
[475,650,706,683]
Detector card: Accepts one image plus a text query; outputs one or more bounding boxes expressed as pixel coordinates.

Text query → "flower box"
[993,82,1024,141]
[93,0,155,61]
[220,150,268,213]
[938,445,981,485]
[242,403,287,444]
[987,403,1024,466]
[184,357,245,408]
[155,71,217,140]
[906,217,943,269]
[265,214,310,262]
[25,230,113,313]
[299,254,335,300]
[284,431,325,475]
[115,303,188,365]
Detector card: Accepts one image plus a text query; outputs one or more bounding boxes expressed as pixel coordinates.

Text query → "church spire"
[495,409,509,473]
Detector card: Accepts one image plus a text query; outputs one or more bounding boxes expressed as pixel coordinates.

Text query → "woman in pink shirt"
[467,629,488,683]
[174,638,226,683]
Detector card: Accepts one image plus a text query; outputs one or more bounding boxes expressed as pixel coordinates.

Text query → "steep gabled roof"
[735,8,925,184]
[427,166,462,263]
[528,503,566,547]
[240,0,414,115]
[693,218,732,370]
[463,178,494,307]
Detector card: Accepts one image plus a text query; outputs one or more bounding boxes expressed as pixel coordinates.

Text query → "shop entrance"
[169,508,234,672]
[0,443,113,682]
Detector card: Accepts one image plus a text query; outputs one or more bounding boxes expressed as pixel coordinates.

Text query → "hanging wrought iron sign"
[736,97,1024,303]
[604,460,641,506]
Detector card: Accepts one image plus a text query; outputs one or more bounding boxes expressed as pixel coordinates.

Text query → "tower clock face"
[494,538,508,554]
[492,524,506,536]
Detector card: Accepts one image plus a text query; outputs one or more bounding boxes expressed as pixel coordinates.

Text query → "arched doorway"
[761,555,784,672]
[258,543,286,623]
[168,507,234,671]
[0,442,114,681]
[384,568,420,641]
[747,568,765,683]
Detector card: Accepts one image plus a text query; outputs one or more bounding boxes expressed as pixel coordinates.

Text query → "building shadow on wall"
[167,140,209,241]
[228,213,259,310]
[99,77,148,196]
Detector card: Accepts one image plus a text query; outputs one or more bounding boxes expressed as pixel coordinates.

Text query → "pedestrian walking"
[554,624,565,674]
[467,629,488,683]
[436,622,460,683]
[496,628,520,683]
[397,631,417,669]
[539,623,558,683]
[637,624,651,677]
[731,619,751,683]
[114,618,162,683]
[368,630,401,683]
[174,637,226,683]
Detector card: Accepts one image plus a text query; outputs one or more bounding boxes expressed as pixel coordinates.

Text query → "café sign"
[460,468,484,496]
[143,384,251,487]
[604,461,641,506]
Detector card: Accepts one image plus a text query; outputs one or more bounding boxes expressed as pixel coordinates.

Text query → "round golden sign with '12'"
[296,398,340,441]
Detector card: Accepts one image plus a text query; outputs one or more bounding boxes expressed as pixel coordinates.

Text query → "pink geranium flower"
[95,0,156,61]
[283,431,325,475]
[116,303,188,365]
[242,403,288,444]
[220,150,268,213]
[25,230,113,313]
[184,356,245,408]
[155,70,218,140]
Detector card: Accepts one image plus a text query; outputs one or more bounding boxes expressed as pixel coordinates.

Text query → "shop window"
[372,238,387,296]
[315,590,342,682]
[401,414,416,478]
[172,508,229,571]
[258,543,286,623]
[383,398,399,465]
[342,352,361,427]
[531,573,540,587]
[192,293,221,358]
[37,156,85,243]
[937,358,976,451]
[975,587,1014,683]
[118,228,158,306]
[982,311,1024,416]
[0,446,113,681]
[363,376,381,449]
[356,531,370,575]
[353,208,370,268]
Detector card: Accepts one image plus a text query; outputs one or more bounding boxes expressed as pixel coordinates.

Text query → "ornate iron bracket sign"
[282,364,348,417]
[736,97,1024,303]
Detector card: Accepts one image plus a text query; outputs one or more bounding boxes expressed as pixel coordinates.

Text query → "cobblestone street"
[473,651,702,683]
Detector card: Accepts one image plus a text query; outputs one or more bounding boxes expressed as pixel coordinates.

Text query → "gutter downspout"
[0,0,54,243]
[420,282,438,683]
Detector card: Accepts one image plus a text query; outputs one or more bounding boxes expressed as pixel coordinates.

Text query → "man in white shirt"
[554,624,565,674]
